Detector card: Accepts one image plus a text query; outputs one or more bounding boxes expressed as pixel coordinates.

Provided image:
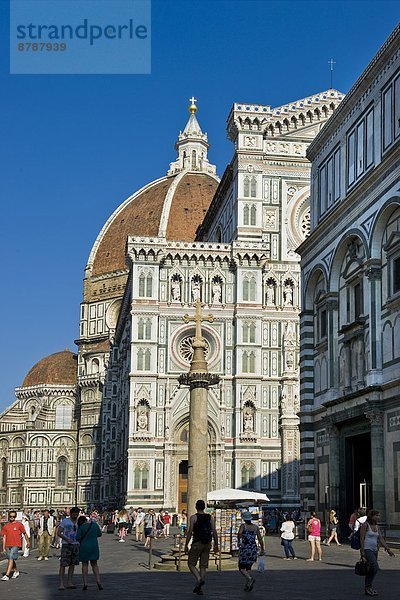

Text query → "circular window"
[170,326,219,370]
[178,336,210,363]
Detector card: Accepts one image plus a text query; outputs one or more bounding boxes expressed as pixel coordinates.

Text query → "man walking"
[135,507,145,542]
[184,499,218,595]
[1,510,30,581]
[57,506,80,590]
[38,509,56,560]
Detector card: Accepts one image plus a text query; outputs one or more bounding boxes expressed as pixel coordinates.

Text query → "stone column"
[365,408,385,520]
[179,301,220,517]
[327,421,340,508]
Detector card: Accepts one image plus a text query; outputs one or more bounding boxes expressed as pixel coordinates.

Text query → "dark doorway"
[345,432,372,517]
[178,460,188,514]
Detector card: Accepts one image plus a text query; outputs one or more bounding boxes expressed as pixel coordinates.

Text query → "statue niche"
[136,400,150,432]
[242,402,255,434]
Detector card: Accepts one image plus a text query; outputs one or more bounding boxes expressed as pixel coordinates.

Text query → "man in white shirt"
[135,507,145,542]
[37,509,56,561]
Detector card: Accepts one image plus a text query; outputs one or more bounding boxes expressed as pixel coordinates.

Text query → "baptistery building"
[0,90,344,511]
[298,25,400,529]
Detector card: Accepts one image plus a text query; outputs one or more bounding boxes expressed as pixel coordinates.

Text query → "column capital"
[365,259,382,281]
[365,409,384,426]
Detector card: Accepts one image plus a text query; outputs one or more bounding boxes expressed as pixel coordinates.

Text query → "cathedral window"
[137,348,151,371]
[250,177,257,198]
[0,458,6,488]
[134,464,149,489]
[242,322,256,343]
[244,177,250,197]
[242,351,256,373]
[382,73,400,151]
[191,150,197,169]
[250,204,257,225]
[243,204,249,225]
[55,405,73,430]
[243,276,256,302]
[138,318,152,340]
[241,463,256,489]
[57,457,67,487]
[139,272,153,298]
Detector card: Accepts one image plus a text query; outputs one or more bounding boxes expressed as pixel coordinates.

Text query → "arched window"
[144,349,151,371]
[191,150,197,169]
[91,358,100,373]
[146,274,153,297]
[57,457,67,487]
[242,352,249,372]
[0,458,6,489]
[112,403,116,418]
[241,463,256,489]
[138,318,144,339]
[243,204,250,225]
[243,276,256,302]
[249,351,256,373]
[145,319,152,340]
[243,278,249,301]
[55,405,73,430]
[139,274,146,297]
[249,323,256,343]
[244,177,250,197]
[249,277,256,301]
[250,178,257,198]
[137,349,144,370]
[250,204,257,226]
[134,464,149,489]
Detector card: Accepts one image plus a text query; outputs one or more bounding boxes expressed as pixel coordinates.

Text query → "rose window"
[300,209,311,238]
[178,336,210,363]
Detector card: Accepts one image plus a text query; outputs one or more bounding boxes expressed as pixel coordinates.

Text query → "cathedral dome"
[90,171,218,277]
[22,350,78,387]
[87,100,219,278]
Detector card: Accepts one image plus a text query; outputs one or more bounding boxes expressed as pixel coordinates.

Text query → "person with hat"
[237,512,264,591]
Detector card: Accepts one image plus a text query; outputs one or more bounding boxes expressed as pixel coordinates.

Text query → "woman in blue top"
[76,516,103,591]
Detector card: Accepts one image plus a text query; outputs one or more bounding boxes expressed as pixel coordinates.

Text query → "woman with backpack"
[325,510,341,546]
[360,509,394,596]
[306,512,322,561]
[237,512,265,591]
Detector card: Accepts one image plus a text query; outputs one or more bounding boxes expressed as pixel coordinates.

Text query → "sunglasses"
[9,515,16,519]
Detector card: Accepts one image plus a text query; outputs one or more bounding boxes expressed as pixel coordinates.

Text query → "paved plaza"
[1,531,399,600]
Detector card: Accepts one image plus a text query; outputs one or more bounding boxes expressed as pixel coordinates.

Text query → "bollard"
[148,534,153,569]
[177,534,182,571]
[218,530,222,571]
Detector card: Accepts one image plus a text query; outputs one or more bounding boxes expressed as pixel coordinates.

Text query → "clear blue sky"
[0,0,399,411]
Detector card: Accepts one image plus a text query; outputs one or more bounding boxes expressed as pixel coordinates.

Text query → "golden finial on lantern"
[189,96,198,114]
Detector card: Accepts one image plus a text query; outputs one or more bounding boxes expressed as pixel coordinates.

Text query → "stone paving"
[1,530,399,600]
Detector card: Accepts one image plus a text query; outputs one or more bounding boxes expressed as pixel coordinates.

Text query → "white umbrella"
[207,488,269,502]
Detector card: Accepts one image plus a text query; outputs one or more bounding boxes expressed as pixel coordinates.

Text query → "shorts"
[118,523,128,530]
[238,562,253,571]
[308,535,321,542]
[188,541,211,569]
[6,547,20,561]
[144,527,154,538]
[136,522,144,533]
[60,544,80,567]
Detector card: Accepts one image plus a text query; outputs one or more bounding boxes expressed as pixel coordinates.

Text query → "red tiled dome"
[90,172,219,277]
[22,350,77,387]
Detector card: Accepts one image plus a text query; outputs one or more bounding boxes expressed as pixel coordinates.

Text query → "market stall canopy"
[207,488,270,502]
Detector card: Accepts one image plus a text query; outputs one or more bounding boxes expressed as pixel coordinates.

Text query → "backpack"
[196,514,213,544]
[350,520,362,550]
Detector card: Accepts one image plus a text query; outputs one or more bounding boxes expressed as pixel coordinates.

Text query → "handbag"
[354,560,369,576]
